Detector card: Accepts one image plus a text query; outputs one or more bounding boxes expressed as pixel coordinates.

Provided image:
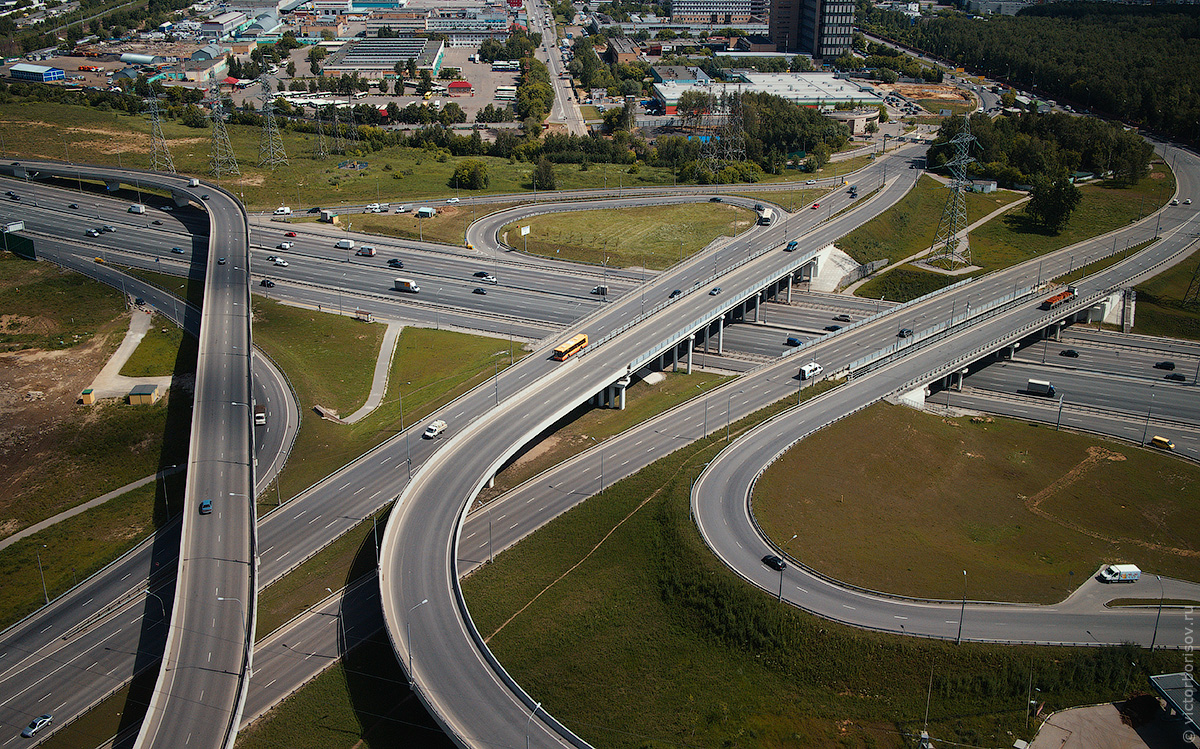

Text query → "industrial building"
[605,37,641,64]
[670,0,767,25]
[322,37,445,77]
[769,0,854,58]
[9,63,65,82]
[200,11,249,38]
[650,71,882,114]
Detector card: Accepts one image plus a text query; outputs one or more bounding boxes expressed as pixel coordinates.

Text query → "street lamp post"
[147,590,166,619]
[1141,388,1155,445]
[1151,575,1164,650]
[956,570,967,644]
[525,701,543,749]
[158,464,178,518]
[36,544,49,605]
[406,598,429,688]
[216,596,251,677]
[778,533,796,602]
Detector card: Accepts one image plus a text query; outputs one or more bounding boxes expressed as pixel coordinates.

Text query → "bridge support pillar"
[717,317,724,355]
[758,292,766,324]
[671,343,679,372]
[487,474,495,488]
[686,335,694,374]
[786,273,794,304]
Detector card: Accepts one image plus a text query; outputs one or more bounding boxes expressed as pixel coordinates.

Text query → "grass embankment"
[501,203,755,269]
[38,666,160,749]
[0,251,126,351]
[1055,238,1157,287]
[1133,245,1200,341]
[234,632,454,749]
[120,315,197,377]
[350,201,520,246]
[755,402,1200,604]
[122,266,206,312]
[854,165,1175,301]
[727,187,826,212]
[477,371,728,503]
[463,390,1182,749]
[251,299,525,508]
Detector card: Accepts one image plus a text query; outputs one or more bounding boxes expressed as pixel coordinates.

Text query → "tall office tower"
[770,0,854,57]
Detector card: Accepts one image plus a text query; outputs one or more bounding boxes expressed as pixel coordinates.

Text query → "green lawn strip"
[1054,238,1157,287]
[1108,598,1200,608]
[234,631,454,749]
[477,371,729,503]
[726,187,827,212]
[837,174,1024,266]
[501,203,756,270]
[255,506,390,641]
[122,266,206,311]
[0,477,176,629]
[0,252,127,351]
[1132,243,1200,341]
[251,304,524,507]
[967,168,1176,272]
[854,266,960,302]
[463,388,1180,748]
[120,314,197,377]
[37,666,159,749]
[917,98,974,116]
[348,201,521,246]
[755,402,1200,605]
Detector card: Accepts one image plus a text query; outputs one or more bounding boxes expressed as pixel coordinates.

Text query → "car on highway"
[833,314,853,322]
[785,336,802,347]
[898,328,913,338]
[159,205,173,211]
[102,225,116,232]
[754,203,764,212]
[171,247,184,254]
[199,500,212,515]
[201,194,209,200]
[9,193,18,201]
[446,197,460,204]
[285,231,298,237]
[668,289,682,299]
[69,203,78,209]
[824,324,842,332]
[5,190,16,198]
[1171,198,1179,206]
[1154,361,1175,370]
[260,279,275,288]
[134,297,145,306]
[21,714,52,738]
[152,219,163,225]
[473,287,487,295]
[479,274,497,284]
[709,287,722,295]
[1187,198,1193,205]
[761,554,786,571]
[388,258,404,268]
[811,203,820,209]
[708,197,722,202]
[86,228,101,237]
[805,179,815,185]
[1165,373,1186,382]
[266,255,278,262]
[278,241,293,250]
[273,258,289,267]
[473,270,490,277]
[1059,349,1080,358]
[218,257,227,265]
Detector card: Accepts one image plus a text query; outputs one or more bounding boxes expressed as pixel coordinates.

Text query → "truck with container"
[394,278,420,293]
[335,238,355,250]
[1098,564,1140,583]
[254,404,266,425]
[1026,379,1055,396]
[423,419,447,439]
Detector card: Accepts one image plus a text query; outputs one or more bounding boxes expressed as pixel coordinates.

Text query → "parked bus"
[757,208,774,226]
[1040,286,1076,310]
[552,333,588,361]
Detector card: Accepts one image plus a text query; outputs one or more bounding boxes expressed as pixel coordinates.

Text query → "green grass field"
[462,391,1182,749]
[1133,245,1200,340]
[0,252,127,351]
[120,313,195,377]
[350,201,520,246]
[500,203,755,269]
[755,402,1200,604]
[251,300,525,508]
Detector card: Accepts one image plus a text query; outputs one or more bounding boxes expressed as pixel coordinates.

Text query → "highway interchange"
[0,127,1197,747]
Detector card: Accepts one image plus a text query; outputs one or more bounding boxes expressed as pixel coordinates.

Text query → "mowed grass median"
[755,402,1200,604]
[501,202,756,269]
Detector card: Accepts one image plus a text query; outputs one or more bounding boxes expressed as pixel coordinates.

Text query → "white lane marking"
[308,515,320,524]
[380,456,392,464]
[338,482,350,491]
[354,486,365,495]
[795,587,807,594]
[262,546,274,555]
[509,523,518,530]
[893,615,908,620]
[842,605,856,610]
[370,491,380,500]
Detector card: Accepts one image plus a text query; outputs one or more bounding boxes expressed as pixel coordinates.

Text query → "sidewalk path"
[343,322,403,424]
[87,309,175,398]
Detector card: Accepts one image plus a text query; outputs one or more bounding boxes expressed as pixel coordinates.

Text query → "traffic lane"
[962,359,1198,419]
[1032,331,1199,380]
[950,389,1200,460]
[1062,327,1200,360]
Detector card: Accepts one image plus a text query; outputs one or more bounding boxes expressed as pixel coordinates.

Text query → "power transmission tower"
[314,105,329,160]
[147,97,176,174]
[257,77,288,168]
[330,105,345,155]
[344,92,358,149]
[206,90,240,178]
[1184,262,1200,307]
[699,89,746,183]
[928,115,976,270]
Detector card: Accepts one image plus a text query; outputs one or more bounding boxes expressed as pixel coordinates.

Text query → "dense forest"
[860,2,1200,142]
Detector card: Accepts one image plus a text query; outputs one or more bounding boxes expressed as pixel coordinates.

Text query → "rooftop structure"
[650,70,882,113]
[323,37,444,76]
[9,62,65,82]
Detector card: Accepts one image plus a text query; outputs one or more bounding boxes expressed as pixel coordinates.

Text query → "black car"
[1059,349,1080,358]
[152,219,163,225]
[201,194,210,200]
[668,289,682,299]
[1154,361,1176,370]
[708,197,722,202]
[472,287,487,295]
[762,554,786,571]
[171,247,184,254]
[260,279,275,288]
[824,325,842,332]
[307,206,322,214]
[388,258,404,268]
[69,203,78,209]
[473,270,490,277]
[1165,373,1186,382]
[217,257,227,265]
[898,328,913,338]
[754,203,764,212]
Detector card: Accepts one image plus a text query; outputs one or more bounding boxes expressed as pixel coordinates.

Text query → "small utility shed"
[128,383,162,404]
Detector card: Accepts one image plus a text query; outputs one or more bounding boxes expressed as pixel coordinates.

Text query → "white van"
[188,178,200,187]
[364,203,380,213]
[128,204,146,214]
[423,419,447,439]
[273,206,292,216]
[335,238,355,250]
[799,362,823,380]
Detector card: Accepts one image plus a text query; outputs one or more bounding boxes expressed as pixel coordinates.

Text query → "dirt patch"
[881,83,972,103]
[0,314,56,336]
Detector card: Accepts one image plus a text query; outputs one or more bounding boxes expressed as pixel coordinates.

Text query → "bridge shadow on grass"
[340,522,455,748]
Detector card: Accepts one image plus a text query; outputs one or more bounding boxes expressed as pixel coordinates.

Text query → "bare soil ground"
[880,82,973,104]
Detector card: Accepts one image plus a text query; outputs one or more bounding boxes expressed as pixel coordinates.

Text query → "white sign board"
[520,225,530,236]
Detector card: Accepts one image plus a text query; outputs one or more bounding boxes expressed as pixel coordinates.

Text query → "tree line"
[860,2,1200,142]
